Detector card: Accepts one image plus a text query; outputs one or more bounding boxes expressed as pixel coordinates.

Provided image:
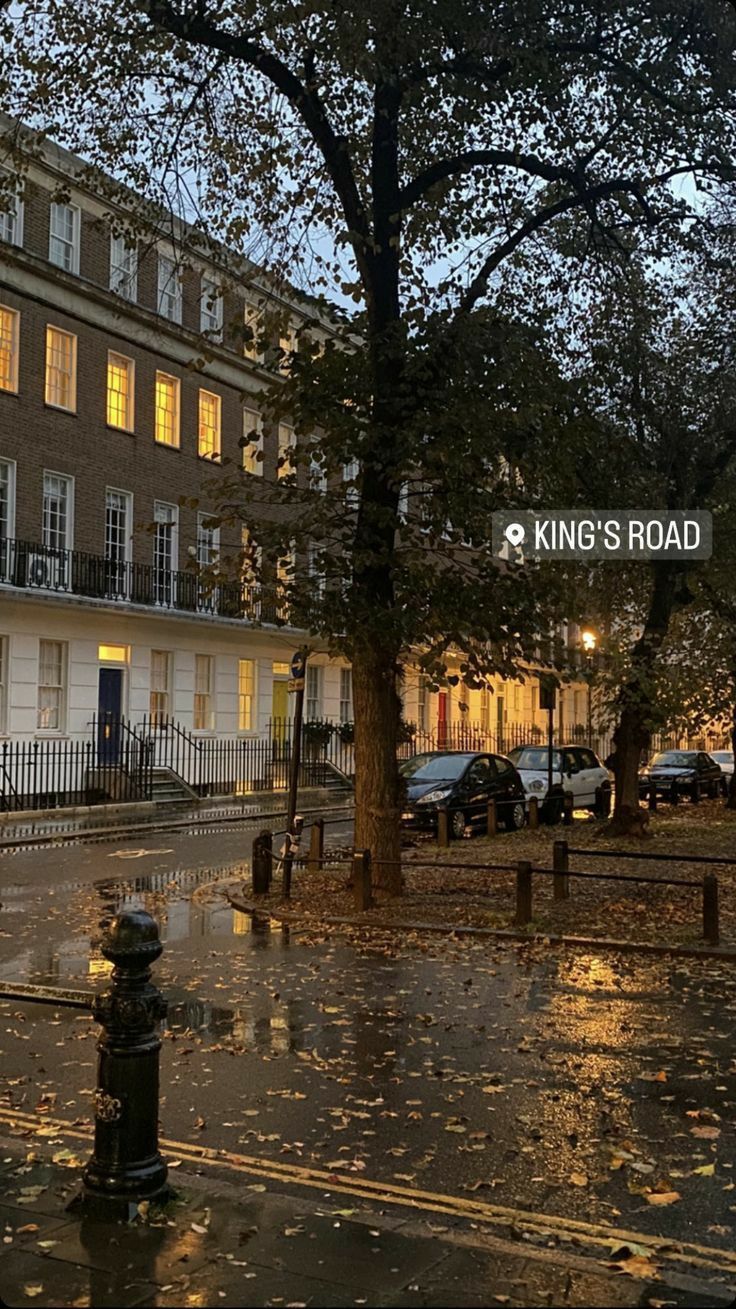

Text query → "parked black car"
[400,751,527,838]
[639,750,723,803]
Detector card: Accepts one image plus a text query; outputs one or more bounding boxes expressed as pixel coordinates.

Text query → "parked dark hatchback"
[639,750,723,802]
[400,751,527,838]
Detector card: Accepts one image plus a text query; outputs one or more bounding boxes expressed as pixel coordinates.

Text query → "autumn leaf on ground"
[691,1125,720,1139]
[646,1191,681,1206]
[692,1163,716,1177]
[607,1254,660,1279]
[638,1070,667,1083]
[568,1172,588,1186]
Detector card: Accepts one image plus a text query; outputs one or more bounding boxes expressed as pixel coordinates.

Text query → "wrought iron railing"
[0,716,154,812]
[0,537,269,621]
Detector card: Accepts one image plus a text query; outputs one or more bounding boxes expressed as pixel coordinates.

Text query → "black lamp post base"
[67,1181,175,1223]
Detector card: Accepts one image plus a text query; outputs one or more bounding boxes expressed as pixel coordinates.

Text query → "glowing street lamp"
[581,629,598,742]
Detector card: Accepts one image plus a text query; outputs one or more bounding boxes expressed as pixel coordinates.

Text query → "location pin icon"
[505,523,525,547]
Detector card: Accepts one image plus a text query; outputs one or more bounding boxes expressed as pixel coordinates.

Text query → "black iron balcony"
[0,537,275,622]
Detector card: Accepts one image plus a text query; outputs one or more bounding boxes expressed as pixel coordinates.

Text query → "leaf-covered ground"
[256,799,736,948]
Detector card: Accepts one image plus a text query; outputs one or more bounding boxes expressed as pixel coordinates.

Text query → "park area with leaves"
[248,801,736,949]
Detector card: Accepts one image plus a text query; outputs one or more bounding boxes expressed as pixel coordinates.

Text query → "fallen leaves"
[645,1191,681,1207]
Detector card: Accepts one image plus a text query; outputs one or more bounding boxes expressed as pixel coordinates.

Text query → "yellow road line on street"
[0,1106,734,1281]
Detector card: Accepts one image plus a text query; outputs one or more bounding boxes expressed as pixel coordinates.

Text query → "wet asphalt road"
[1,825,735,1253]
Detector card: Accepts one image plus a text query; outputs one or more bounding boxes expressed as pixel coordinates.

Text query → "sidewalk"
[0,1152,731,1308]
[0,789,353,847]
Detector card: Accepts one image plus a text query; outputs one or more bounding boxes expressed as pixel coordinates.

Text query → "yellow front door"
[272,679,289,740]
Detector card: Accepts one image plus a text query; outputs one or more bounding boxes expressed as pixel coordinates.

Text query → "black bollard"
[72,910,170,1220]
[252,831,270,895]
[437,806,450,848]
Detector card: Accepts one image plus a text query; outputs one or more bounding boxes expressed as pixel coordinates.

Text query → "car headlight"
[528,779,545,792]
[417,788,453,805]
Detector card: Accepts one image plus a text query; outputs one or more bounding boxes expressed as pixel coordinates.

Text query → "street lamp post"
[581,629,597,746]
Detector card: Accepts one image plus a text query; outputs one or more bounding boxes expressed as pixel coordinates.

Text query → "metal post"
[252,832,270,895]
[553,839,569,900]
[486,799,497,837]
[648,784,657,812]
[73,910,169,1220]
[703,873,719,946]
[528,797,539,830]
[437,806,450,848]
[563,791,574,825]
[308,817,325,873]
[261,828,273,891]
[283,649,308,898]
[353,850,373,911]
[546,704,554,801]
[515,860,533,927]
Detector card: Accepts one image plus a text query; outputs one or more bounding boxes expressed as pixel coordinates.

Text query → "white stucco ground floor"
[0,587,596,749]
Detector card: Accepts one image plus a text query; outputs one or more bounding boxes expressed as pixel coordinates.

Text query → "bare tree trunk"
[610,561,684,836]
[352,645,403,895]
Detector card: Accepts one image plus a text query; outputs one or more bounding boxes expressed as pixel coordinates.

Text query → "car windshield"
[399,753,472,782]
[508,747,563,772]
[650,752,698,767]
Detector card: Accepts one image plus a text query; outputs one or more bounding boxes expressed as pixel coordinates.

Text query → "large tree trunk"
[610,561,684,836]
[610,705,651,836]
[352,644,403,895]
[728,661,736,810]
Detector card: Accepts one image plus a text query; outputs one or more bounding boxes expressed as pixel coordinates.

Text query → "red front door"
[437,692,448,748]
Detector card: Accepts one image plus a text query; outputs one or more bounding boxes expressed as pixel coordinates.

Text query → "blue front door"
[98,668,123,764]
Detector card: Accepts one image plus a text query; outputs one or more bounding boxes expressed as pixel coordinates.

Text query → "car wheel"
[504,801,526,832]
[450,810,467,840]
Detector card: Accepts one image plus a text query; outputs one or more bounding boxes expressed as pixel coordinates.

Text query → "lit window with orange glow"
[198,389,221,460]
[154,372,180,447]
[106,352,134,430]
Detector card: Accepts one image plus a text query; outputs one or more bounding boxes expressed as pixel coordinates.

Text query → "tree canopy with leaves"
[3,0,735,881]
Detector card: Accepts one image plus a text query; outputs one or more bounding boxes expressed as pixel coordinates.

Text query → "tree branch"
[400,148,573,209]
[144,1,372,269]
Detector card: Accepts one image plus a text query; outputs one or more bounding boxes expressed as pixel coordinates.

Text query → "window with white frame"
[339,668,353,724]
[196,512,219,569]
[45,326,77,411]
[0,176,23,247]
[240,527,261,618]
[42,472,73,551]
[0,459,15,549]
[157,253,182,323]
[343,458,359,508]
[37,639,66,731]
[513,682,521,712]
[243,298,264,362]
[153,502,178,605]
[306,664,323,720]
[307,540,325,597]
[200,275,223,336]
[238,658,255,731]
[106,352,134,431]
[198,389,221,460]
[277,423,296,482]
[109,234,137,301]
[479,686,491,730]
[242,407,263,475]
[309,443,327,493]
[0,636,6,732]
[0,306,19,394]
[417,676,429,731]
[154,372,180,447]
[276,545,294,622]
[278,319,298,374]
[105,488,131,596]
[150,649,171,723]
[193,654,214,731]
[49,203,80,274]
